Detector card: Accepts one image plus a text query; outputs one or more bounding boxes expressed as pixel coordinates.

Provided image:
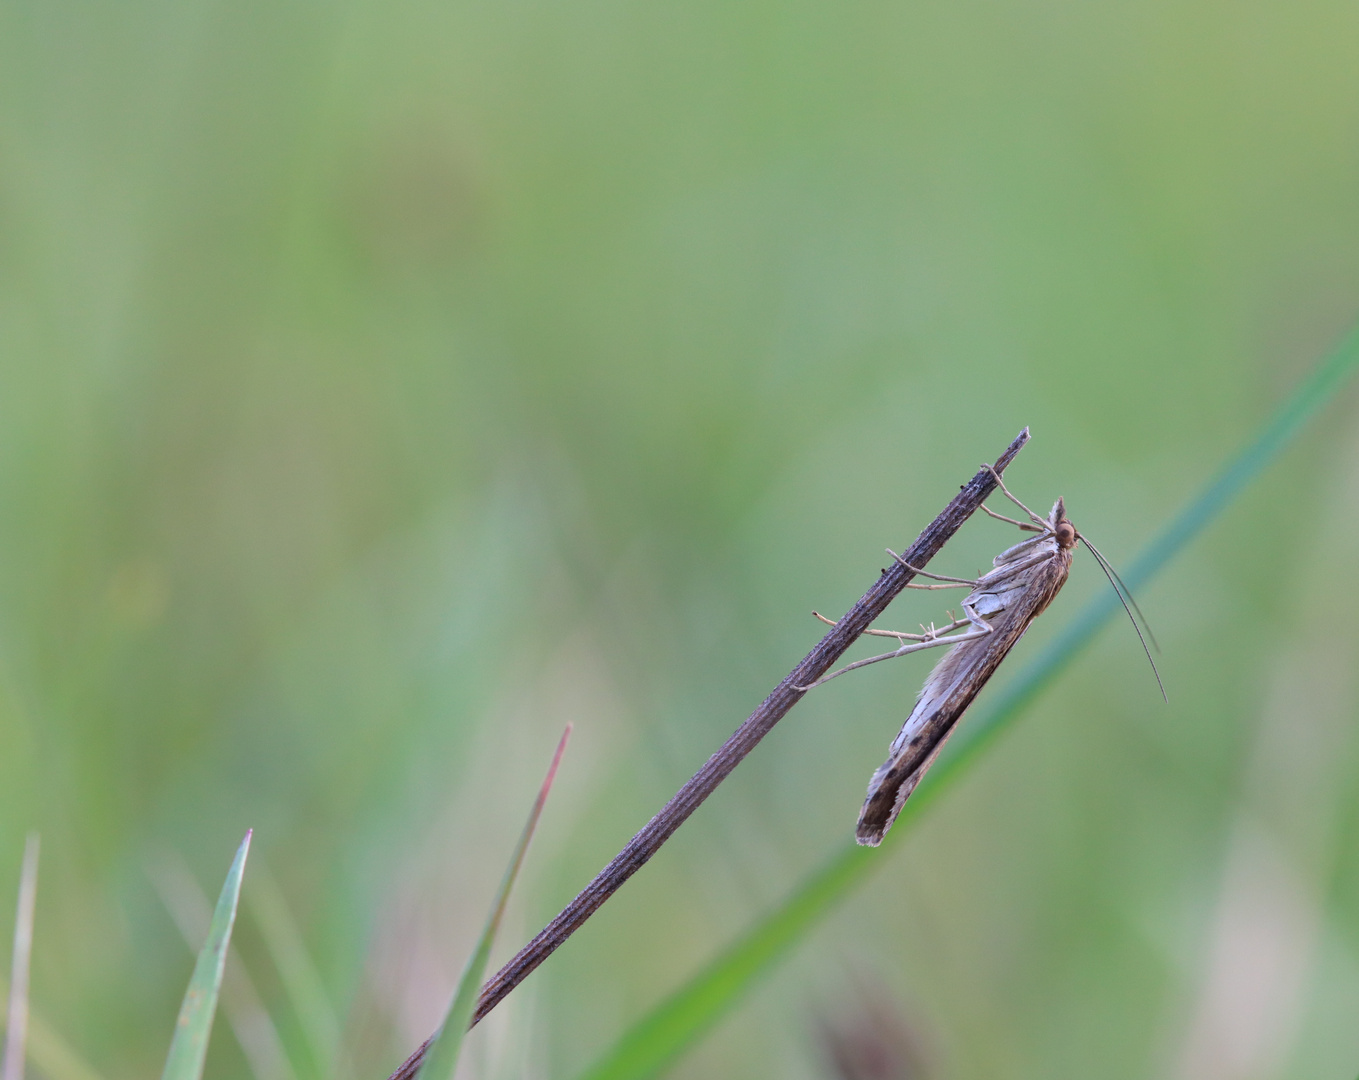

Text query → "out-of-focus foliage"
[1,0,1358,1078]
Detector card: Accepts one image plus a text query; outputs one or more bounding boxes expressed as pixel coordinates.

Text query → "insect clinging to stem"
[801,466,1163,847]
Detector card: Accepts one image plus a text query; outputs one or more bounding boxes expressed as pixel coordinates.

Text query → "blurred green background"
[3,0,1359,1078]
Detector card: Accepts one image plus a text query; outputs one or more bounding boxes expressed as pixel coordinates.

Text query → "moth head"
[1050,499,1077,548]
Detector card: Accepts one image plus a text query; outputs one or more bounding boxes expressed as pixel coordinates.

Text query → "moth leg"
[795,618,990,691]
[981,504,1044,533]
[983,465,1048,527]
[886,549,978,586]
[860,618,975,641]
[959,594,996,633]
[813,611,970,642]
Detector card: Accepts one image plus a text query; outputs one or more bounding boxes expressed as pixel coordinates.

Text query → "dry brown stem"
[387,428,1031,1080]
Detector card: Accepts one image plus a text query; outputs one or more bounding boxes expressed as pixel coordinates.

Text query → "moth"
[804,467,1160,847]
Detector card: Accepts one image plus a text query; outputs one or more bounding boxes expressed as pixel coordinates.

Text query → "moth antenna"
[1080,535,1160,653]
[1080,537,1166,701]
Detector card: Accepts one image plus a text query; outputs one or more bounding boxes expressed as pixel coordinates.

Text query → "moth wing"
[856,724,957,846]
[993,534,1047,565]
[855,544,1073,846]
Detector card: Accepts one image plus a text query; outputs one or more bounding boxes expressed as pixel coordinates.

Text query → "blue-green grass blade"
[159,832,252,1080]
[416,726,571,1080]
[575,325,1359,1080]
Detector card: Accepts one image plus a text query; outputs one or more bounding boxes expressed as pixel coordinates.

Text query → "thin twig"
[386,428,1031,1080]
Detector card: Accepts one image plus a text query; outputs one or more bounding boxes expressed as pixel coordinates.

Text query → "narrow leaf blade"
[415,725,571,1080]
[159,832,252,1080]
[574,324,1359,1080]
[148,849,296,1080]
[2,833,40,1080]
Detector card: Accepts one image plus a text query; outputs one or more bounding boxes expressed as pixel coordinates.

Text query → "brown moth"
[804,468,1159,846]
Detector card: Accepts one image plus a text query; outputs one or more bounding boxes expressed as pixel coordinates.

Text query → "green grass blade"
[3,833,40,1080]
[159,832,252,1080]
[574,325,1359,1080]
[415,725,571,1080]
[148,849,296,1080]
